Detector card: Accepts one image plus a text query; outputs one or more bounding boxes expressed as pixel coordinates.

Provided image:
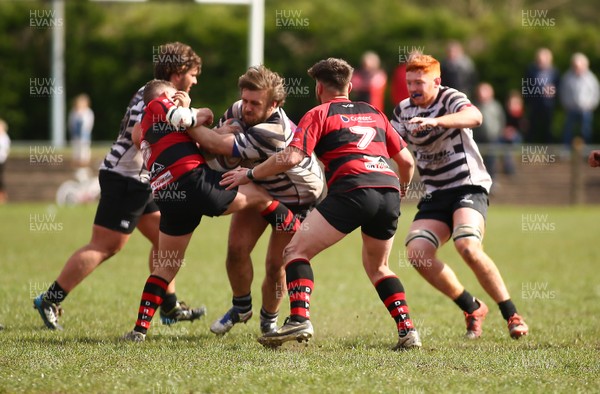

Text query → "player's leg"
[259,229,293,334]
[360,188,420,350]
[137,210,206,325]
[33,170,137,330]
[258,208,346,347]
[405,218,488,339]
[223,181,300,232]
[452,207,528,338]
[124,231,194,342]
[210,209,267,335]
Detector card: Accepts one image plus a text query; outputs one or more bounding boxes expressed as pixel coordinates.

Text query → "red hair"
[406,54,441,77]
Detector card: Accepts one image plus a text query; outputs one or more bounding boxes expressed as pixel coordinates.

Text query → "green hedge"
[1,0,599,143]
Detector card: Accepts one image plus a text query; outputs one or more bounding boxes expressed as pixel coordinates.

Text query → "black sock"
[43,281,67,304]
[286,259,314,323]
[498,299,517,321]
[232,293,252,314]
[162,293,177,313]
[453,290,479,314]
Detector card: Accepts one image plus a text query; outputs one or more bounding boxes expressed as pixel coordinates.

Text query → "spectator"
[391,62,409,106]
[68,93,95,167]
[440,40,477,97]
[559,52,600,147]
[350,51,388,112]
[473,82,505,180]
[523,48,559,143]
[501,91,525,176]
[0,118,10,204]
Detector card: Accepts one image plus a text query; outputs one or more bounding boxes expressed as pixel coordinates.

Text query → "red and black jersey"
[291,98,407,194]
[140,94,205,191]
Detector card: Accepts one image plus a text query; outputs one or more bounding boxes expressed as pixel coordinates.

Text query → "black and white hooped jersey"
[214,100,324,206]
[391,86,491,194]
[99,86,149,182]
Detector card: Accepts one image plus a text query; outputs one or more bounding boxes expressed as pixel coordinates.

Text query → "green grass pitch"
[0,202,599,393]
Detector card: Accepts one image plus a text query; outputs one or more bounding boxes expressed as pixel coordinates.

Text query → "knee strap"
[404,229,440,249]
[452,224,483,243]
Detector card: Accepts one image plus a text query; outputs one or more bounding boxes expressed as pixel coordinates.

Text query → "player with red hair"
[391,54,528,340]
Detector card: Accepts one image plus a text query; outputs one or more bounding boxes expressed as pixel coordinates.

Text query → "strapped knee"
[452,224,483,243]
[404,229,440,249]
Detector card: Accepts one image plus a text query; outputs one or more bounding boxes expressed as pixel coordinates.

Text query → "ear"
[170,73,183,86]
[434,77,442,87]
[347,81,353,94]
[316,81,323,96]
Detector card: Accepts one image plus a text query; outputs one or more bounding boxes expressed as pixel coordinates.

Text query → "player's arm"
[392,147,415,196]
[132,122,142,149]
[408,105,482,132]
[219,146,305,190]
[186,124,236,156]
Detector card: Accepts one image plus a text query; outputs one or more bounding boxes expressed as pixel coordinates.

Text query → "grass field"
[0,202,599,393]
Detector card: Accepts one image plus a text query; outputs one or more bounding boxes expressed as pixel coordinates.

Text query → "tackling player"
[221,58,420,350]
[33,42,206,330]
[122,79,302,341]
[391,53,528,339]
[186,65,324,336]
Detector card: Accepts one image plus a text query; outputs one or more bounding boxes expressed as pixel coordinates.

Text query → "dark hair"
[143,79,175,105]
[238,65,287,107]
[153,42,201,81]
[307,58,353,92]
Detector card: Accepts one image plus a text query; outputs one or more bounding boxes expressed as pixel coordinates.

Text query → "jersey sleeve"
[231,122,287,160]
[447,89,473,113]
[146,95,176,123]
[384,119,406,157]
[290,109,320,156]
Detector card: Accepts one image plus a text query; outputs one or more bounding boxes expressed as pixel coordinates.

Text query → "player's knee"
[405,229,440,250]
[282,242,302,262]
[452,224,482,244]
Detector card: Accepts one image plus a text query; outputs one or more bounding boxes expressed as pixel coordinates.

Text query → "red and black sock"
[286,259,314,323]
[134,275,169,334]
[375,276,415,336]
[261,200,300,233]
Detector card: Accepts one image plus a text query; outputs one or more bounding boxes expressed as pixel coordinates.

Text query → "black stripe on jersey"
[144,125,180,145]
[417,156,467,176]
[328,101,380,115]
[315,128,358,157]
[155,142,201,170]
[326,153,364,178]
[424,171,471,187]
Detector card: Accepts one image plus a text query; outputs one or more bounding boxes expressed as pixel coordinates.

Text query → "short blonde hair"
[238,65,287,107]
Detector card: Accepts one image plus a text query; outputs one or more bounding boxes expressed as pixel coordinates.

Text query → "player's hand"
[195,108,214,127]
[588,150,600,167]
[173,91,191,108]
[220,167,251,190]
[408,117,438,134]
